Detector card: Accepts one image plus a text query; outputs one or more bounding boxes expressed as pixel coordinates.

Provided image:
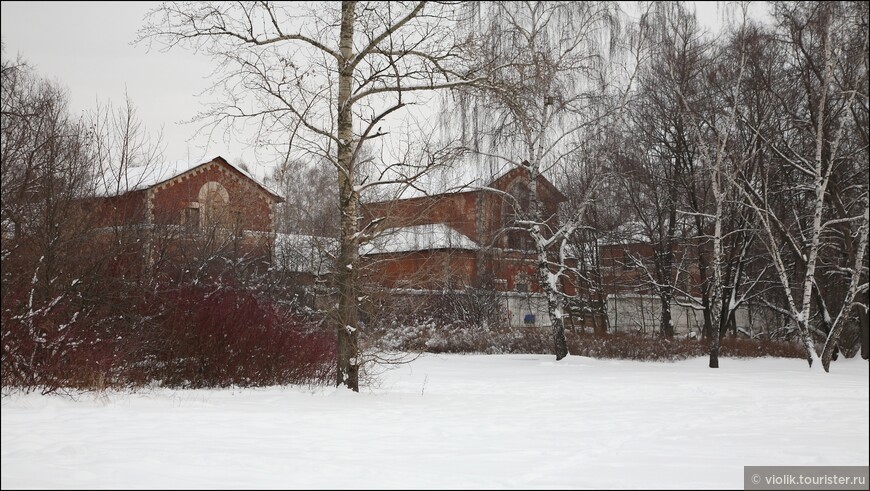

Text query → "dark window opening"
[184,207,200,231]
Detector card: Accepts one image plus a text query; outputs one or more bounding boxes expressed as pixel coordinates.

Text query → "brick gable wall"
[149,160,275,233]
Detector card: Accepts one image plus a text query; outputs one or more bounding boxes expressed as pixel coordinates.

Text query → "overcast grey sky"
[1,1,766,178]
[1,2,235,167]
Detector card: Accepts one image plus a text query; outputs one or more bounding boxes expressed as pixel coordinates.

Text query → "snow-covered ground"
[2,355,868,489]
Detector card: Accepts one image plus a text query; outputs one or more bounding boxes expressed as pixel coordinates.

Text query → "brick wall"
[359,166,570,293]
[149,160,275,233]
[362,249,478,289]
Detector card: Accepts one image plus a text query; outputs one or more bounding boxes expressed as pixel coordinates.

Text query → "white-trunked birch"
[450,1,650,359]
[615,2,713,341]
[660,3,752,367]
[731,1,868,370]
[139,1,483,390]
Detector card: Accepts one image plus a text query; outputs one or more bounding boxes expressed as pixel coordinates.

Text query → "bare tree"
[1,51,168,389]
[1,54,92,388]
[271,158,339,237]
[731,1,868,370]
[655,3,755,367]
[139,1,484,390]
[90,94,165,198]
[444,1,650,359]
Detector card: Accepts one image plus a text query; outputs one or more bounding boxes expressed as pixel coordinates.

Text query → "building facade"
[360,166,569,290]
[84,156,283,280]
[358,166,601,328]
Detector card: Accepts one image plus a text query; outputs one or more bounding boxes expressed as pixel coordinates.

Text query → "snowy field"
[2,354,868,489]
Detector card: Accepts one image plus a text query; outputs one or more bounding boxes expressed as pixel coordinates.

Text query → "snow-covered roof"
[274,233,337,274]
[361,224,479,255]
[93,157,281,200]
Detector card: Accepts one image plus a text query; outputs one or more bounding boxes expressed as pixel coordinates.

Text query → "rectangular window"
[185,207,200,231]
[516,282,528,293]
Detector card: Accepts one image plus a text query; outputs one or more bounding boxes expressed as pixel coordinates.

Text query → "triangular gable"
[98,156,284,203]
[207,156,284,203]
[486,163,568,202]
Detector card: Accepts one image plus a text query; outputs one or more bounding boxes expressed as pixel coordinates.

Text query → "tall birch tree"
[733,1,868,369]
[452,1,649,358]
[139,1,482,390]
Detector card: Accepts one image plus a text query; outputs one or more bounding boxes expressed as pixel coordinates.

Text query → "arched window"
[198,181,229,230]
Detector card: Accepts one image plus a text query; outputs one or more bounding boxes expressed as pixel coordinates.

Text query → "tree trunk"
[696,238,713,340]
[828,180,867,361]
[861,309,869,361]
[537,254,570,359]
[594,264,610,335]
[701,291,712,340]
[335,0,360,392]
[660,295,674,338]
[719,293,733,338]
[548,297,569,360]
[336,221,360,390]
[821,320,844,372]
[821,211,869,371]
[707,292,726,368]
[552,321,569,360]
[709,334,719,368]
[801,330,818,368]
[709,296,728,369]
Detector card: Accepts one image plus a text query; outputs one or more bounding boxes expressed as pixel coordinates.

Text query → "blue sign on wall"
[524,313,535,324]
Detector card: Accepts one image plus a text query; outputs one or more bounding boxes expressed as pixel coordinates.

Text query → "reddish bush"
[2,282,336,393]
[716,336,806,359]
[568,332,703,360]
[143,284,336,388]
[1,293,126,393]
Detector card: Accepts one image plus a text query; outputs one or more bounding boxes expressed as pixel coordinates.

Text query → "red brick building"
[598,239,703,297]
[359,165,575,296]
[83,156,283,279]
